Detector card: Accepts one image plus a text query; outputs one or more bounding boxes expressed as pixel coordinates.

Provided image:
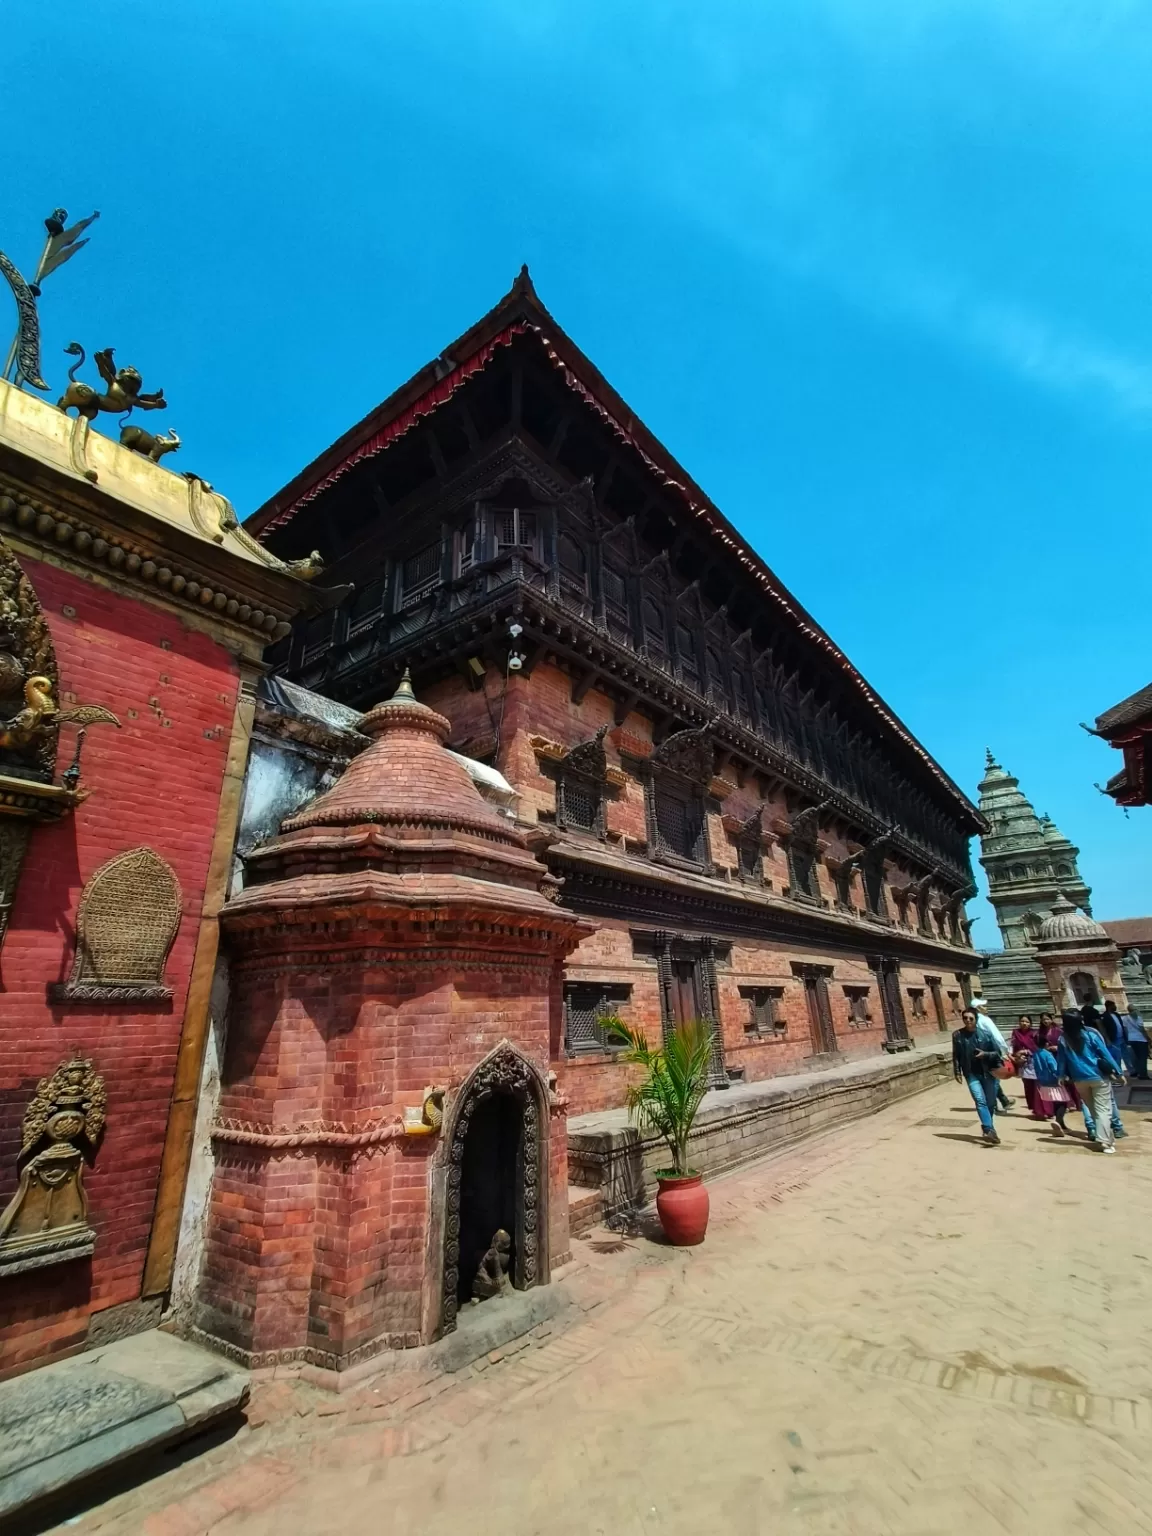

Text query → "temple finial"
[391,667,416,703]
[513,263,536,298]
[985,747,996,769]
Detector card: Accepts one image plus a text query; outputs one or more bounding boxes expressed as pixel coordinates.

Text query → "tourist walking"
[970,993,1014,1111]
[1036,1017,1096,1138]
[1011,1015,1042,1117]
[1124,1009,1150,1080]
[1030,1032,1073,1137]
[1085,1002,1127,1141]
[1098,1001,1126,1071]
[1055,1010,1126,1154]
[953,1007,1003,1146]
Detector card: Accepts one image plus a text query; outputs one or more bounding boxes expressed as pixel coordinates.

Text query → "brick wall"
[417,663,973,1118]
[0,557,237,1377]
[196,943,569,1366]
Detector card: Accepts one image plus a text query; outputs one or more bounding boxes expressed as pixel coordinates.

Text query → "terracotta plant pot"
[655,1172,709,1246]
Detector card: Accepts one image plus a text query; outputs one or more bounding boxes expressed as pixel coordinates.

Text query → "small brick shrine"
[195,674,592,1370]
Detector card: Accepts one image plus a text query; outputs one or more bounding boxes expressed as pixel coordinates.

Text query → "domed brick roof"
[227,673,585,930]
[1038,895,1110,944]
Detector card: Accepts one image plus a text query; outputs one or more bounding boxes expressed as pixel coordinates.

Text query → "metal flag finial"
[1,208,100,392]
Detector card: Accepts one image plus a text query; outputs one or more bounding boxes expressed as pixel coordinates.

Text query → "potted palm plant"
[597,1015,715,1245]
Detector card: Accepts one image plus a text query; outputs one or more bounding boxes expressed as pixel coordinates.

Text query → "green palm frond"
[597,1014,714,1175]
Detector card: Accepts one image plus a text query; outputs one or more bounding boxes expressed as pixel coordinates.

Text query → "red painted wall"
[0,557,237,1376]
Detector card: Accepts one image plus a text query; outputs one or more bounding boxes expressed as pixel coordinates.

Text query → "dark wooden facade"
[251,270,984,1113]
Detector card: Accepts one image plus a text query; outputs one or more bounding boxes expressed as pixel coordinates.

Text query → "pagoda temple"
[248,268,985,1118]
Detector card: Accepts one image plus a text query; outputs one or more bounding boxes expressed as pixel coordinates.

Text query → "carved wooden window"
[731,669,749,722]
[557,532,589,602]
[348,578,386,633]
[737,831,762,881]
[675,623,699,688]
[908,988,927,1019]
[55,847,181,1002]
[653,784,704,863]
[863,859,887,919]
[706,647,727,707]
[601,565,631,642]
[300,609,334,663]
[787,842,819,902]
[557,775,602,834]
[642,596,667,660]
[844,986,872,1025]
[457,519,479,575]
[563,982,631,1055]
[400,539,443,609]
[740,985,785,1036]
[495,507,538,555]
[831,864,855,908]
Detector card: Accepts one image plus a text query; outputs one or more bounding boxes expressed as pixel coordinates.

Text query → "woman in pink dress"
[1012,1015,1043,1117]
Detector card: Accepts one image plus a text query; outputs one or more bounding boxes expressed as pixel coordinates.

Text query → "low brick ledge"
[568,1039,953,1222]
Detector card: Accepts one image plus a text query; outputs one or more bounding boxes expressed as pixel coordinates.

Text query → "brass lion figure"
[57,343,166,421]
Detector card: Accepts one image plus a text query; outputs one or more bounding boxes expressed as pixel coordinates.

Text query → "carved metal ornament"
[0,1053,106,1274]
[57,344,166,421]
[119,423,180,463]
[0,533,60,781]
[441,1043,545,1336]
[54,846,182,1002]
[0,249,48,391]
[1,209,99,392]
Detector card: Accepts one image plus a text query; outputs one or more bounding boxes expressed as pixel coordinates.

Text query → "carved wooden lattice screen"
[654,789,702,862]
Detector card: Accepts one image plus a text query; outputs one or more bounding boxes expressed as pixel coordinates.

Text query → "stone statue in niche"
[0,1054,106,1274]
[471,1229,512,1303]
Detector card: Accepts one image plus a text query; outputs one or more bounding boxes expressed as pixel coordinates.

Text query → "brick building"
[251,270,984,1120]
[0,379,319,1376]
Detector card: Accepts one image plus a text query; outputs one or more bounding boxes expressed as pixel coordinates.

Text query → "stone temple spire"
[977,754,1091,951]
[976,752,1093,1022]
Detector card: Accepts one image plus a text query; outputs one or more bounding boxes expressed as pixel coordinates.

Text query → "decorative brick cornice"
[0,476,294,642]
[211,1115,404,1155]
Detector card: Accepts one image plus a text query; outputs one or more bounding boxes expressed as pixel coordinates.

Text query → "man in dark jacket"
[953,1007,1003,1146]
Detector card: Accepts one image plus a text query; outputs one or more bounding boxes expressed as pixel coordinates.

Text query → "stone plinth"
[194,678,591,1373]
[568,1043,953,1222]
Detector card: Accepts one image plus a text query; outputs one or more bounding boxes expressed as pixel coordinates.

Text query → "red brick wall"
[0,558,237,1377]
[403,667,972,1117]
[197,942,569,1364]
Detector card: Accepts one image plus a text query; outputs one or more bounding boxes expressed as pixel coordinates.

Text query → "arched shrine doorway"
[441,1043,549,1335]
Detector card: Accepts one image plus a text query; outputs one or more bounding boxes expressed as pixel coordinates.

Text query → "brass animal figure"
[0,674,57,750]
[57,344,166,421]
[119,423,181,463]
[0,674,119,753]
[421,1088,445,1131]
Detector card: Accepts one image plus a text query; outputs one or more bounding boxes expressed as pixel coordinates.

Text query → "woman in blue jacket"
[1056,1011,1126,1154]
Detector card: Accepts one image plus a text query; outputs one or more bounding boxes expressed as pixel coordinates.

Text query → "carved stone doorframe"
[437,1041,551,1338]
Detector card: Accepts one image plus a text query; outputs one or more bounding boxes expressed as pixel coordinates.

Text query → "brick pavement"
[57,1083,1152,1536]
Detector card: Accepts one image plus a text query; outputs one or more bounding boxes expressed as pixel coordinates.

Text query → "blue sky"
[5,1,1151,939]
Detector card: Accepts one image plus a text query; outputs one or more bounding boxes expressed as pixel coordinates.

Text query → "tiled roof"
[1100,918,1152,948]
[1096,682,1152,735]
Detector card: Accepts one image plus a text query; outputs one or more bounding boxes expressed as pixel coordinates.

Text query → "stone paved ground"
[58,1084,1152,1536]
